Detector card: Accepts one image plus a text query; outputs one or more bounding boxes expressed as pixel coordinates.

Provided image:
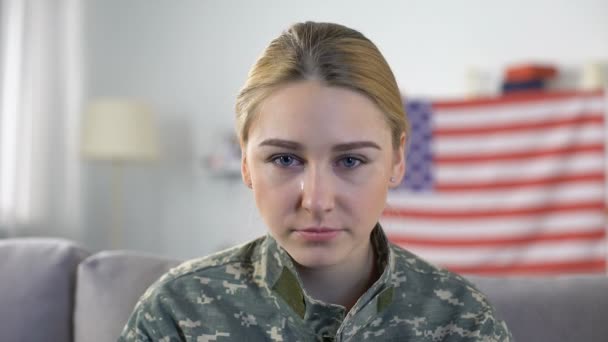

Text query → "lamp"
[81,98,159,248]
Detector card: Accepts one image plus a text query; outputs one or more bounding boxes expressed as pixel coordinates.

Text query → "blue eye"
[271,154,301,167]
[339,156,362,168]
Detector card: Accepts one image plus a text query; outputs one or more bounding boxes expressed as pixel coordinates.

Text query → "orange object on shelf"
[505,64,558,82]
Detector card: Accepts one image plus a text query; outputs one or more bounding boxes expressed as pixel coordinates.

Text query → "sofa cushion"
[73,251,181,342]
[0,238,89,342]
[468,275,608,342]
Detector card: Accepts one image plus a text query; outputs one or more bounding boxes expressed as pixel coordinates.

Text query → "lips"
[299,227,339,233]
[293,227,342,242]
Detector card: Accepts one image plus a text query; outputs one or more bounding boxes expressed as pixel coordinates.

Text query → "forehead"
[249,81,391,146]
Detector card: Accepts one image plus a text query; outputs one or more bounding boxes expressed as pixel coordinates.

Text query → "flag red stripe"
[435,114,603,137]
[445,259,607,275]
[436,171,604,191]
[432,89,604,110]
[382,200,604,220]
[390,229,606,248]
[435,143,603,164]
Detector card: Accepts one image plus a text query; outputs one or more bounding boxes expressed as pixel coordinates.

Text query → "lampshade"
[81,99,159,161]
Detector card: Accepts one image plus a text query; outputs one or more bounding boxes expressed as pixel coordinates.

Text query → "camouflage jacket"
[119,225,512,341]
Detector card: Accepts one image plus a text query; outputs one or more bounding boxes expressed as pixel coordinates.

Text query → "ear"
[389,133,406,189]
[241,146,252,189]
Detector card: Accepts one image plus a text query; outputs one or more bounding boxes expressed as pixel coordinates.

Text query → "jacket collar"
[258,223,395,326]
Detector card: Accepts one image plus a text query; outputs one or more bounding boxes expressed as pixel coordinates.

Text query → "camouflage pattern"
[119,225,512,341]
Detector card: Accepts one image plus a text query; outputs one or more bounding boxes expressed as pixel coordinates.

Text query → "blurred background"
[1,0,607,265]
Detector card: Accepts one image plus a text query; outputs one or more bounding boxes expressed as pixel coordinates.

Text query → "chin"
[288,246,342,269]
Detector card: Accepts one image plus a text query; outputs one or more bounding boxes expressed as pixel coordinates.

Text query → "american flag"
[381,90,607,276]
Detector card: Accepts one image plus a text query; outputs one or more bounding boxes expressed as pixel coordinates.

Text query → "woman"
[120,21,511,341]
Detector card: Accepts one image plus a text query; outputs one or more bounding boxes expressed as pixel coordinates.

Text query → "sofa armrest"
[467,275,608,342]
[0,238,89,342]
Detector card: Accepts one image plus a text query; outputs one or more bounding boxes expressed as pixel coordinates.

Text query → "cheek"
[250,163,299,214]
[342,165,390,212]
[353,178,388,207]
[251,162,293,190]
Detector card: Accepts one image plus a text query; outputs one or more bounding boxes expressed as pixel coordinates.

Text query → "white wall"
[83,0,608,258]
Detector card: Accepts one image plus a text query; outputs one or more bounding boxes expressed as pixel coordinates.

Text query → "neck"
[295,242,378,311]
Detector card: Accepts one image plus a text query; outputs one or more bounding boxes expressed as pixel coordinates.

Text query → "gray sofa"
[1,238,607,341]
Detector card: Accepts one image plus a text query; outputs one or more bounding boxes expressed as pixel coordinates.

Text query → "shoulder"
[165,237,263,281]
[389,242,483,295]
[142,236,265,299]
[136,237,262,308]
[387,244,512,340]
[119,237,267,341]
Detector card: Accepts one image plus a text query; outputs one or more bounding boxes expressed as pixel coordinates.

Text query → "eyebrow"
[258,139,382,151]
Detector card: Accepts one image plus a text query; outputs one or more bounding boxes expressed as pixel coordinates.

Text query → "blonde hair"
[235,21,408,149]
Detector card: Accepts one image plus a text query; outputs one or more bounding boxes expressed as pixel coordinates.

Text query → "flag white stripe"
[387,182,604,210]
[435,153,604,183]
[434,123,604,155]
[435,96,605,128]
[400,239,606,267]
[380,212,605,238]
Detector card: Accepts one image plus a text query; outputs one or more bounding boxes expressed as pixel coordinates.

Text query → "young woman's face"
[242,81,405,269]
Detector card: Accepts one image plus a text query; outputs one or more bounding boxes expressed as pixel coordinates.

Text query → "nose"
[300,165,335,217]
